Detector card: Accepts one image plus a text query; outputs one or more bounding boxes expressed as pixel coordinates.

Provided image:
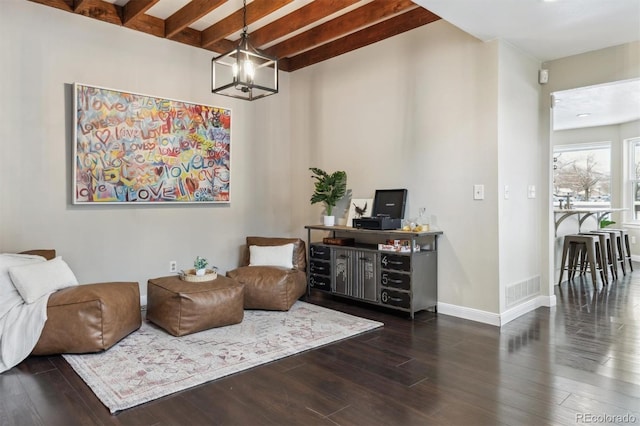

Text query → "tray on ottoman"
[146,275,244,336]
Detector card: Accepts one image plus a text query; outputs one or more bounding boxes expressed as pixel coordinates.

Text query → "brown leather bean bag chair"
[226,237,306,311]
[19,250,141,355]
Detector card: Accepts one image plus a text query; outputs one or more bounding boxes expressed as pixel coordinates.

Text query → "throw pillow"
[9,256,79,304]
[249,243,294,269]
[0,253,46,316]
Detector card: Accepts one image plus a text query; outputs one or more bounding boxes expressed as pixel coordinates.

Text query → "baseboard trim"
[500,295,553,325]
[632,254,640,262]
[437,302,500,326]
[438,295,556,327]
[140,295,147,309]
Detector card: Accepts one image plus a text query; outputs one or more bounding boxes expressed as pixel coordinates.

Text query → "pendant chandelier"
[211,0,279,101]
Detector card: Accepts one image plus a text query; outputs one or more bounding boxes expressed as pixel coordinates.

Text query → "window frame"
[553,141,612,208]
[626,137,640,222]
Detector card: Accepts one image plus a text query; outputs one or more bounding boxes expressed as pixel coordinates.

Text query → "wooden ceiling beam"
[249,0,359,48]
[201,0,293,49]
[123,0,159,26]
[165,0,227,40]
[284,8,440,72]
[73,0,122,25]
[124,13,164,37]
[265,0,417,59]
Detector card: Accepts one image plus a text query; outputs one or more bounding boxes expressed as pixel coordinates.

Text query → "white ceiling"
[414,0,640,62]
[553,78,640,130]
[414,0,640,130]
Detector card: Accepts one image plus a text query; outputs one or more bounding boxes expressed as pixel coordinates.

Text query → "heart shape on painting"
[95,129,111,145]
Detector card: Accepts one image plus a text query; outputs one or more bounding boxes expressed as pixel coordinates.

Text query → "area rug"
[63,301,383,413]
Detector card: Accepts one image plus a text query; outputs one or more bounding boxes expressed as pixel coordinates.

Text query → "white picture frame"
[346,198,373,227]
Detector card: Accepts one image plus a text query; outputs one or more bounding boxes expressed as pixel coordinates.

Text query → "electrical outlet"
[631,236,636,245]
[169,261,177,273]
[504,185,510,200]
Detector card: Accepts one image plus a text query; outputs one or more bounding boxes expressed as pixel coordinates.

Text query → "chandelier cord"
[242,0,248,36]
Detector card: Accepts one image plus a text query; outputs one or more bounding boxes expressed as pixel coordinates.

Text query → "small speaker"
[538,69,549,84]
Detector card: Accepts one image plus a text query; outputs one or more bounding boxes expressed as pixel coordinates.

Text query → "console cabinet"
[305,225,442,318]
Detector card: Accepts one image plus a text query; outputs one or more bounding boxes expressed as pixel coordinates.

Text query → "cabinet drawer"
[380,271,410,291]
[380,253,411,272]
[309,260,331,275]
[310,244,331,260]
[309,274,331,291]
[380,289,411,309]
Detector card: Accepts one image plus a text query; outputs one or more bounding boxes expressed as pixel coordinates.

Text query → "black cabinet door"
[380,289,411,309]
[309,274,331,291]
[380,270,410,291]
[380,253,411,272]
[310,244,331,260]
[309,259,331,275]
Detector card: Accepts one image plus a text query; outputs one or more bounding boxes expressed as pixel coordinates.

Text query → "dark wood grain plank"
[122,0,158,26]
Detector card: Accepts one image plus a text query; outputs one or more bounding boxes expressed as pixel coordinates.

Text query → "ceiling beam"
[123,0,159,27]
[165,0,227,40]
[73,0,122,25]
[249,0,359,48]
[266,0,417,59]
[124,13,164,37]
[201,0,292,49]
[284,8,440,72]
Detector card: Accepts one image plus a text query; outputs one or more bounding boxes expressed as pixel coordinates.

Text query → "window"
[629,138,640,219]
[553,142,611,208]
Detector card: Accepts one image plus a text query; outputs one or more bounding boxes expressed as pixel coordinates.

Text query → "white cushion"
[9,256,79,304]
[249,243,294,269]
[0,254,46,316]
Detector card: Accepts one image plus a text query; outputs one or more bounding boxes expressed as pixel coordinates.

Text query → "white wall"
[0,1,292,298]
[290,20,507,315]
[497,42,543,314]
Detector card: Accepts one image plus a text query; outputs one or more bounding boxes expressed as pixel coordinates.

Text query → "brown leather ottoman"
[146,275,244,336]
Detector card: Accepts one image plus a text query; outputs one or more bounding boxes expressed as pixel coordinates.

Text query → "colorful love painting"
[73,83,231,204]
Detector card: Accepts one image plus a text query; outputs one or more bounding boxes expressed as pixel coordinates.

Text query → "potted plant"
[193,256,208,276]
[309,167,347,226]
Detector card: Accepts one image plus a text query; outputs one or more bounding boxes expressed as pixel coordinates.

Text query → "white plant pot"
[196,268,206,276]
[323,215,335,226]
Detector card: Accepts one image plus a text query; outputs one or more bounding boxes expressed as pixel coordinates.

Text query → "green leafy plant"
[309,167,347,216]
[193,256,208,270]
[600,219,616,228]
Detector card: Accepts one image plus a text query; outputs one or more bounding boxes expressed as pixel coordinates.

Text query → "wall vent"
[506,276,540,308]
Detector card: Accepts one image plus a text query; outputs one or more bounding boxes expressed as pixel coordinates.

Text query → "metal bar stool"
[582,231,613,284]
[606,228,633,272]
[593,228,627,278]
[558,234,605,287]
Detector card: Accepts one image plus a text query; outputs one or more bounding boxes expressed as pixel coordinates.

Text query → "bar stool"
[606,228,633,272]
[558,234,605,287]
[596,229,627,277]
[582,231,614,284]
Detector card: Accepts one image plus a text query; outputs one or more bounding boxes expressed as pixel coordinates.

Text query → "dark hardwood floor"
[2,268,639,426]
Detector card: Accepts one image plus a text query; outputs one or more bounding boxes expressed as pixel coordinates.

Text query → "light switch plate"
[474,184,485,200]
[528,185,536,199]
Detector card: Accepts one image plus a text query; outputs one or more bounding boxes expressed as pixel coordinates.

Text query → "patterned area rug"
[63,301,383,413]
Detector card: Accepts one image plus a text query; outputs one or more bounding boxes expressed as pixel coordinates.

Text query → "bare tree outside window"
[553,145,611,208]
